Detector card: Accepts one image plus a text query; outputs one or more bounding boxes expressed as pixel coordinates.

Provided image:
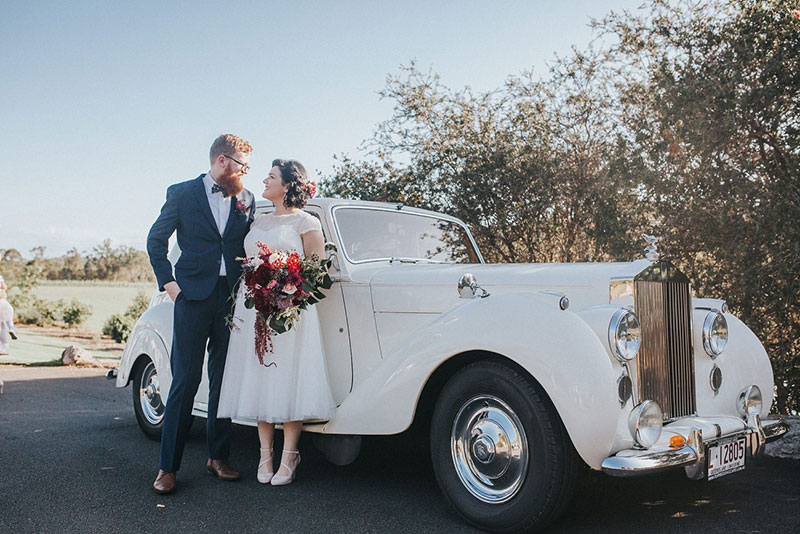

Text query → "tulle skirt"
[217,287,336,423]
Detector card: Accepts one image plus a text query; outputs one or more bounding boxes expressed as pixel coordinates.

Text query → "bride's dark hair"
[272,159,312,209]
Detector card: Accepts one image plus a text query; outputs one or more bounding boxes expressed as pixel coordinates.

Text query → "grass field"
[30,281,156,332]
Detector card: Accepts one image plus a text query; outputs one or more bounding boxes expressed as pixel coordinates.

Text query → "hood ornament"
[642,234,662,262]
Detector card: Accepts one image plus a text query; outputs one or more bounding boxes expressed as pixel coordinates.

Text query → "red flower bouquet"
[239,241,332,366]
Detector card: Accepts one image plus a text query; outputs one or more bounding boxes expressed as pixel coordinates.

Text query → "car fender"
[116,302,174,398]
[324,292,619,469]
[693,311,775,416]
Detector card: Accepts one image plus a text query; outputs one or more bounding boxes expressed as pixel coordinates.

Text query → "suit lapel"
[193,175,219,233]
[222,195,238,238]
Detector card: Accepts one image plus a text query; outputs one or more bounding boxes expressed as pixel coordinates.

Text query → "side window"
[334,208,478,263]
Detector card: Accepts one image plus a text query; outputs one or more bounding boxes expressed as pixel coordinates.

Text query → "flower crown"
[302,180,317,198]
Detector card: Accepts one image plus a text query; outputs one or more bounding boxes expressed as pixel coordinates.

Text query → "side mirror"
[458,273,490,299]
[324,242,340,271]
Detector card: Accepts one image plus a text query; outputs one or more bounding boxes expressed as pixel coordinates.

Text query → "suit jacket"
[147,175,256,300]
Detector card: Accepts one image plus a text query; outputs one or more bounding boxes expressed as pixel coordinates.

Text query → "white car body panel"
[323,291,621,469]
[116,197,780,472]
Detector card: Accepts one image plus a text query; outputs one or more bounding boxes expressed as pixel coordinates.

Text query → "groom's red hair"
[209,133,252,162]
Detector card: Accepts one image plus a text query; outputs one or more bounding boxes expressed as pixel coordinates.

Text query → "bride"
[217,159,336,486]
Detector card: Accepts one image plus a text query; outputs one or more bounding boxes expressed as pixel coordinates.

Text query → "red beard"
[217,171,244,197]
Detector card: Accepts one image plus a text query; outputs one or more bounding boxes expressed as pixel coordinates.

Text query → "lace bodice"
[244,211,322,258]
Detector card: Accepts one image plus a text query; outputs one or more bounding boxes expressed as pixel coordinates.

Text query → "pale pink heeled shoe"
[271,450,300,486]
[257,448,274,484]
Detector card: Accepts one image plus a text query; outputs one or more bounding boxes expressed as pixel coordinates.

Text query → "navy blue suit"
[147,175,255,472]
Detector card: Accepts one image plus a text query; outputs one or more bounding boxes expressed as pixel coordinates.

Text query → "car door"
[303,205,354,404]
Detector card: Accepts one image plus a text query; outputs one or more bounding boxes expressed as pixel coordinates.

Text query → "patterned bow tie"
[211,183,228,197]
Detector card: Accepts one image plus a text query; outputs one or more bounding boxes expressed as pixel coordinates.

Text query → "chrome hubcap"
[451,395,528,503]
[138,361,164,426]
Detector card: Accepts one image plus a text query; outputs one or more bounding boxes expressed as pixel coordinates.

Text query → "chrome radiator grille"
[634,261,695,420]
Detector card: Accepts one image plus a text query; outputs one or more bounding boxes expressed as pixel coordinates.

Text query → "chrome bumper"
[601,415,789,479]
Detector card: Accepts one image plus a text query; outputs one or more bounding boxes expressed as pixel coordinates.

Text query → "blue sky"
[1,0,644,257]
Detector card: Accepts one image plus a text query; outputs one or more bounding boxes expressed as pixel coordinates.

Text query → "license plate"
[707,436,746,480]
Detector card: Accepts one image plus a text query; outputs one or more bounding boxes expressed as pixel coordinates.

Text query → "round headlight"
[628,400,663,449]
[608,309,641,362]
[737,385,762,418]
[702,312,728,357]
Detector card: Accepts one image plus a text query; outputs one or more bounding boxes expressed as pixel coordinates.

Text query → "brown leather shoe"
[206,459,240,481]
[153,470,176,494]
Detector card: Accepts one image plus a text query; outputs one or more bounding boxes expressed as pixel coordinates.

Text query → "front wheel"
[430,361,578,533]
[132,357,165,440]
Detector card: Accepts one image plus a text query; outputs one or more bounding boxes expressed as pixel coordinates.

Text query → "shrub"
[14,303,46,326]
[103,313,134,343]
[103,291,150,343]
[14,297,63,326]
[127,291,150,319]
[61,298,92,328]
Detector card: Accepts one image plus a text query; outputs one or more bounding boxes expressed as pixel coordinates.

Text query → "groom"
[147,134,256,494]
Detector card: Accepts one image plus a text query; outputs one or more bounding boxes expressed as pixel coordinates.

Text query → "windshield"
[334,208,480,263]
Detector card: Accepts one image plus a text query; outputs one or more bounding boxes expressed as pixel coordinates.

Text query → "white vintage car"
[112,198,788,532]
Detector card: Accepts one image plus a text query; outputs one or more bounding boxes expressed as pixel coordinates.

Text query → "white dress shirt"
[203,172,231,276]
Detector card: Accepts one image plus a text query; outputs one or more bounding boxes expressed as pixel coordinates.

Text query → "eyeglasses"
[224,154,250,173]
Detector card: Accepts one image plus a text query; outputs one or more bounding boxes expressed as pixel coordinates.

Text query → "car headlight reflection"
[608,309,641,362]
[702,311,728,357]
[628,400,663,449]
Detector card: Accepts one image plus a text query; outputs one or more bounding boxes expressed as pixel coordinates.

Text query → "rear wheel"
[430,361,578,533]
[132,358,165,440]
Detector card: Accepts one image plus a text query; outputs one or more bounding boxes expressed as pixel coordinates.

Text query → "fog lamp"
[737,385,762,419]
[628,400,663,449]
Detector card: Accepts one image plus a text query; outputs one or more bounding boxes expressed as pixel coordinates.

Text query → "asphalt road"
[1,367,798,534]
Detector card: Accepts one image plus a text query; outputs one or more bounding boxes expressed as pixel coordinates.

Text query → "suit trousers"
[159,277,233,472]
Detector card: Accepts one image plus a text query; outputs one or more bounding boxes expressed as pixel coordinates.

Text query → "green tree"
[599,0,800,412]
[323,62,643,263]
[0,248,26,281]
[321,0,799,411]
[82,239,154,281]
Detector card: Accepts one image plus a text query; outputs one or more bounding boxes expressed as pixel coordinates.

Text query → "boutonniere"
[235,199,248,214]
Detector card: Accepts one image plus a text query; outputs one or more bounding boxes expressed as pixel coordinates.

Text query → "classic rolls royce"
[110,198,788,532]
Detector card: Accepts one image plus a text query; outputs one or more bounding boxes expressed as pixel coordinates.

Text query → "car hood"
[368,259,652,313]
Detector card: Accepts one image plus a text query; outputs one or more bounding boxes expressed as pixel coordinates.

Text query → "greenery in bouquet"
[240,240,332,365]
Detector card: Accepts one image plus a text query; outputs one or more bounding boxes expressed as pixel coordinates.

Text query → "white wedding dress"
[0,298,15,355]
[217,211,336,423]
